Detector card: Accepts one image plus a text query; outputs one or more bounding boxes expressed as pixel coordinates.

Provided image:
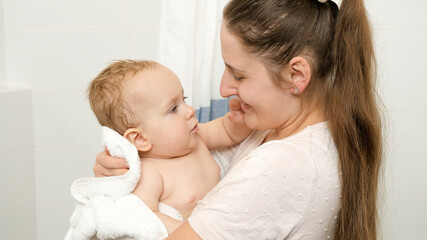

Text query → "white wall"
[2,0,163,239]
[370,0,427,239]
[0,0,426,239]
[0,0,6,87]
[0,89,35,239]
[0,1,36,239]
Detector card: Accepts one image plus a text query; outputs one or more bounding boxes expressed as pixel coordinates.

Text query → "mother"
[95,0,382,239]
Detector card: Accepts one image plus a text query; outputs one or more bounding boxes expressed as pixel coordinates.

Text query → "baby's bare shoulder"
[139,158,163,175]
[133,158,164,197]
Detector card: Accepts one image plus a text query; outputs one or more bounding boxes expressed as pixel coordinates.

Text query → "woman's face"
[219,22,300,131]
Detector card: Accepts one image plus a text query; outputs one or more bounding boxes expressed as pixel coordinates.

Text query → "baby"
[87,60,250,234]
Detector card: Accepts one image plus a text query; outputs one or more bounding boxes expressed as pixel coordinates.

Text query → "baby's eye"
[169,105,178,113]
[183,96,188,103]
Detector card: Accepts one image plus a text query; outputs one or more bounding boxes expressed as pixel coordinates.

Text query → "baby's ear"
[123,128,152,152]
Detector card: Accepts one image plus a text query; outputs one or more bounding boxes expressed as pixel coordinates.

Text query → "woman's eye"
[234,75,243,81]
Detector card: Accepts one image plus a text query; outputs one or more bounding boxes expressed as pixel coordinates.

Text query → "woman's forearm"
[166,221,202,240]
[154,212,184,234]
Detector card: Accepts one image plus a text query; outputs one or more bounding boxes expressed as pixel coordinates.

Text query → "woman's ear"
[287,56,311,94]
[123,128,152,152]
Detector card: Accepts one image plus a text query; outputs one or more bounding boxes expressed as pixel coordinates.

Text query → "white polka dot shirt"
[188,122,340,239]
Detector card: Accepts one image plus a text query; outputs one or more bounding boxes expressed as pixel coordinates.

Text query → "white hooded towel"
[65,127,183,240]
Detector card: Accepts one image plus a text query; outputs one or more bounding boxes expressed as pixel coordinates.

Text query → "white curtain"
[157,0,229,122]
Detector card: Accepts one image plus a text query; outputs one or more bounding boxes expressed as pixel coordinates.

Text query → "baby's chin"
[176,140,198,157]
[167,142,200,159]
[143,136,200,159]
[179,141,199,156]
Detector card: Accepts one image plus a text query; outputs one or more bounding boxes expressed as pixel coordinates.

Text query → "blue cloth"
[196,99,229,123]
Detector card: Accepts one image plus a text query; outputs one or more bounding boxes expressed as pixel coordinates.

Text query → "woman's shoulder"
[253,122,334,156]
[240,122,338,179]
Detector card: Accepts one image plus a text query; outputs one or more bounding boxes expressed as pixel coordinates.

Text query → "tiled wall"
[370,0,427,239]
[0,0,6,87]
[0,0,426,239]
[2,0,163,239]
[0,89,36,239]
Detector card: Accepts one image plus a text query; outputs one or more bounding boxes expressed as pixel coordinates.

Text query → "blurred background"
[0,0,426,239]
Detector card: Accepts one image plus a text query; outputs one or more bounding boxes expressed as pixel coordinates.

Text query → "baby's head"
[88,60,199,158]
[88,60,157,135]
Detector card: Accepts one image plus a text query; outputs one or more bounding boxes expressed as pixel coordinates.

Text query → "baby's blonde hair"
[87,60,158,135]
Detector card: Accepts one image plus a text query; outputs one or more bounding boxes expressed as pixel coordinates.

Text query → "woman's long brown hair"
[223,0,382,239]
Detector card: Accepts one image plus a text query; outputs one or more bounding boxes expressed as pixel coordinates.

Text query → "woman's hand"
[93,148,129,177]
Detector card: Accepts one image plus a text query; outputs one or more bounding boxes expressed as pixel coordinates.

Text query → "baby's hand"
[227,97,246,125]
[223,97,252,144]
[93,148,129,177]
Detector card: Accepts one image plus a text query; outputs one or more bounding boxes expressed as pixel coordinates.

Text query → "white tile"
[0,205,36,240]
[36,203,73,240]
[0,0,5,88]
[32,90,103,152]
[0,62,5,88]
[0,89,33,152]
[379,192,427,240]
[384,112,427,195]
[0,149,35,213]
[130,0,163,29]
[367,0,427,30]
[4,0,130,31]
[34,148,95,207]
[375,29,427,113]
[130,29,160,60]
[5,30,131,90]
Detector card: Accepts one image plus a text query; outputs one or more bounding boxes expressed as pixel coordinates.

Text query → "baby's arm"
[132,161,183,234]
[199,98,252,149]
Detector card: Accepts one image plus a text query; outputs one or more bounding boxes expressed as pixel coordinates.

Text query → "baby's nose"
[186,104,196,119]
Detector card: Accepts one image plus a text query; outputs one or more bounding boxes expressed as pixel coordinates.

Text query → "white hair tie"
[318,0,328,3]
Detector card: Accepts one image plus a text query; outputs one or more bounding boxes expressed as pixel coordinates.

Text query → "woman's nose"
[220,71,238,98]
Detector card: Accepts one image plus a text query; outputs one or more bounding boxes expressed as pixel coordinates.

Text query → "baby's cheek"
[164,134,187,150]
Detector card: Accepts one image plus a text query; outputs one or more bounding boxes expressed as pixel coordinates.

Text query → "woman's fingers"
[94,165,129,177]
[93,163,108,177]
[94,148,129,177]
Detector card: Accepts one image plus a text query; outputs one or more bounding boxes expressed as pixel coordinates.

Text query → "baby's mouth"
[191,123,199,133]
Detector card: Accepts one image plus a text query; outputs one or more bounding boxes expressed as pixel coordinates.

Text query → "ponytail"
[328,0,382,239]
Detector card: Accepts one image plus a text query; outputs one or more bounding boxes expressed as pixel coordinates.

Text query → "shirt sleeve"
[210,130,259,179]
[188,141,317,240]
[210,146,236,179]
